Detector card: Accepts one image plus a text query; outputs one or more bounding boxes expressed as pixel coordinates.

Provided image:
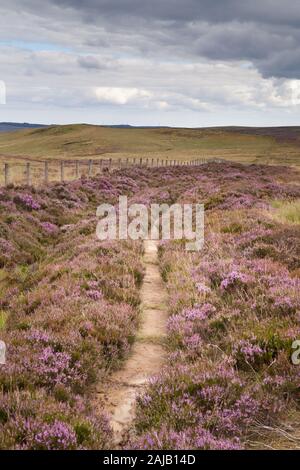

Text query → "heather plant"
[0,171,146,449]
[14,193,41,211]
[0,162,299,449]
[0,389,112,450]
[127,162,300,450]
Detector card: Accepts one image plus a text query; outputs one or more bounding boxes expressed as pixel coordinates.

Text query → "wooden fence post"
[88,159,93,177]
[4,163,9,186]
[44,161,49,183]
[26,162,31,186]
[60,161,65,182]
[75,160,79,179]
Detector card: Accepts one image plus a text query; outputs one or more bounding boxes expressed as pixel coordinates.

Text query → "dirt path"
[97,240,168,447]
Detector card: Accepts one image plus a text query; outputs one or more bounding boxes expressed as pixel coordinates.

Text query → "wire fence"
[0,157,225,187]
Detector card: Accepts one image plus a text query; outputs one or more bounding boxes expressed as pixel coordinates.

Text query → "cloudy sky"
[0,0,300,126]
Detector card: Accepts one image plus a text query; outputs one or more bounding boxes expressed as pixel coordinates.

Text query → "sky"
[0,0,300,127]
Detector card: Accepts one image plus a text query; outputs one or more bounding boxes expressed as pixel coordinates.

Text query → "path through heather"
[97,240,168,447]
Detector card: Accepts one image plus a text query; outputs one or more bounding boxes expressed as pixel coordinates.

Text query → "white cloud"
[269,79,300,107]
[1,1,300,125]
[0,80,6,104]
[94,87,152,105]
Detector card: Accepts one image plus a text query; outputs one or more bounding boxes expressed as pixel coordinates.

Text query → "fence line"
[1,157,225,187]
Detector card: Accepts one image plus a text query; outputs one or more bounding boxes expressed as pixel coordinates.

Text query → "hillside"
[0,162,299,449]
[0,122,48,133]
[0,124,299,166]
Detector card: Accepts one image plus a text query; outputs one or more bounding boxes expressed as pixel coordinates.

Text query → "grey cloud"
[193,22,296,61]
[4,0,299,78]
[77,55,107,70]
[1,0,300,127]
[48,0,300,26]
[257,49,300,79]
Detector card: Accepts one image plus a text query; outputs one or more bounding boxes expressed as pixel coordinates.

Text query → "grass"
[271,200,300,224]
[0,124,299,186]
[0,311,7,330]
[0,124,299,166]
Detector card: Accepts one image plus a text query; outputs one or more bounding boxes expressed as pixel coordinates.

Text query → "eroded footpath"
[97,240,168,447]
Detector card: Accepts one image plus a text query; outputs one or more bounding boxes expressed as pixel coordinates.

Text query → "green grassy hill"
[0,124,299,166]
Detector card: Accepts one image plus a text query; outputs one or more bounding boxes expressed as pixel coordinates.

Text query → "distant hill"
[0,122,48,133]
[0,123,299,166]
[217,126,300,144]
[0,122,167,132]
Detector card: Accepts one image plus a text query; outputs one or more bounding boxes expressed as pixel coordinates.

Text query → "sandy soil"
[96,240,168,447]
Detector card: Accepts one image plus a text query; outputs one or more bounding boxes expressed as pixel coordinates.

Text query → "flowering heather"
[86,289,103,300]
[40,221,58,234]
[14,193,41,211]
[127,162,299,450]
[15,418,78,450]
[0,162,299,449]
[0,389,112,449]
[220,270,254,291]
[233,339,265,368]
[0,171,145,449]
[131,426,242,450]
